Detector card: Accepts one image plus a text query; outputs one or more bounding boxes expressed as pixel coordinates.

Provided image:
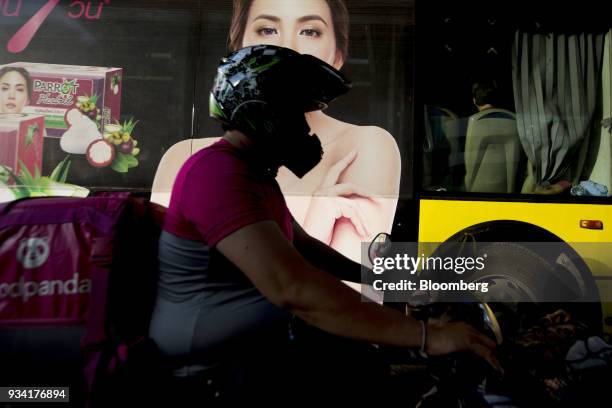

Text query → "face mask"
[278,131,323,178]
[264,108,322,178]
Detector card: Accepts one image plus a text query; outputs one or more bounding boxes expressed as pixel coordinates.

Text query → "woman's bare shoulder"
[163,137,221,158]
[355,125,396,144]
[153,137,221,189]
[192,137,222,151]
[320,116,400,165]
[334,122,399,155]
[162,139,193,157]
[331,123,401,194]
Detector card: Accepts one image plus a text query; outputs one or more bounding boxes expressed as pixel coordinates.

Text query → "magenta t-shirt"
[164,139,293,245]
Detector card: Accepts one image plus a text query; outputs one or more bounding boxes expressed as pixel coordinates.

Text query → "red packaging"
[0,113,45,177]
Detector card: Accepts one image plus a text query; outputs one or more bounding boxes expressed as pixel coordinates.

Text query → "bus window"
[419,2,611,199]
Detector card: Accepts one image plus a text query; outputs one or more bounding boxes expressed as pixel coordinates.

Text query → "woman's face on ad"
[0,71,29,114]
[242,0,341,68]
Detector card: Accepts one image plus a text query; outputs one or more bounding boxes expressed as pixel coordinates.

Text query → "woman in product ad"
[153,0,401,263]
[0,66,32,114]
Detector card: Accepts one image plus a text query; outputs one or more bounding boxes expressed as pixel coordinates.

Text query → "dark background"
[417,0,611,118]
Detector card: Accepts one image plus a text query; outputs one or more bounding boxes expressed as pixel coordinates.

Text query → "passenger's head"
[0,67,32,114]
[472,80,499,110]
[228,0,349,70]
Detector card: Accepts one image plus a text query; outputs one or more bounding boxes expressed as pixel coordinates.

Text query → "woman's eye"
[300,28,321,37]
[257,27,278,36]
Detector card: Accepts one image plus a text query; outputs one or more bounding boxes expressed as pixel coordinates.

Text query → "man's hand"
[427,322,502,373]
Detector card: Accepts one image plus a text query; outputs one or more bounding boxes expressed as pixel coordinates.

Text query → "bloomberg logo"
[1,0,110,54]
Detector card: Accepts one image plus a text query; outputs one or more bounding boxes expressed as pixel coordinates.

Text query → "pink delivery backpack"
[0,193,165,406]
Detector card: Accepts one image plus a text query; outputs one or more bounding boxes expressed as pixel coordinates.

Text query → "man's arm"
[218,220,416,346]
[216,220,500,371]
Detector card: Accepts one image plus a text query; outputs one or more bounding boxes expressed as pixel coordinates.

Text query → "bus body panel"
[419,198,612,333]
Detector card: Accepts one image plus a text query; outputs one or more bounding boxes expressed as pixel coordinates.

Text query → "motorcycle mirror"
[479,303,503,345]
[368,232,392,265]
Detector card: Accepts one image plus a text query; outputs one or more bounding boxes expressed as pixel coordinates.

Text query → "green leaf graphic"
[25,126,35,148]
[121,153,139,168]
[0,166,10,184]
[50,155,72,183]
[111,154,129,173]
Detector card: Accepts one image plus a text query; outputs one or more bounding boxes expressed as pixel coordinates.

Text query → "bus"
[414,0,612,335]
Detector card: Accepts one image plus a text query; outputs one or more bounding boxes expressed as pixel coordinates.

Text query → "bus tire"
[442,221,602,334]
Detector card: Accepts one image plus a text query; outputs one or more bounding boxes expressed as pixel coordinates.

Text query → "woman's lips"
[5,103,16,110]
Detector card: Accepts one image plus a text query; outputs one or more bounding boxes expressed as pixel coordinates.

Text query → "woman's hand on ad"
[304,149,375,242]
[307,195,371,241]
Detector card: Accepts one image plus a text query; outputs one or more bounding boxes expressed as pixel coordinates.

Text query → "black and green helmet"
[209,44,351,138]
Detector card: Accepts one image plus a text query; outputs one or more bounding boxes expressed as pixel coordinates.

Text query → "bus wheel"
[442,221,602,335]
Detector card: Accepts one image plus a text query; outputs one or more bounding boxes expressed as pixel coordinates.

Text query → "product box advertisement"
[2,62,122,140]
[0,62,141,199]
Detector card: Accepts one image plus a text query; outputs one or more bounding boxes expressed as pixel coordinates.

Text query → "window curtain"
[512,31,605,186]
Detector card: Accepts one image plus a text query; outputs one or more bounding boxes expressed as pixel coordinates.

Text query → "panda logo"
[16,237,50,269]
